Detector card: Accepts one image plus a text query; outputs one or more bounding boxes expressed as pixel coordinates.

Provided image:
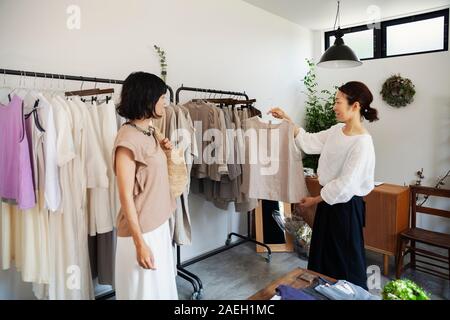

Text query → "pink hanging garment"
[0,95,36,209]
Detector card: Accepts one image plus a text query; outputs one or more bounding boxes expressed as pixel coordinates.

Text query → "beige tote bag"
[152,127,188,198]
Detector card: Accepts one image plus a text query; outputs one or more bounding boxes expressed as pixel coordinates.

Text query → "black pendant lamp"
[317,1,362,68]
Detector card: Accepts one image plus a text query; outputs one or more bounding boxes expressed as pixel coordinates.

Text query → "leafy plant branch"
[154,45,168,82]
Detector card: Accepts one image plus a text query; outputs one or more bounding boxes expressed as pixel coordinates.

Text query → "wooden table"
[248,268,336,300]
[304,177,410,276]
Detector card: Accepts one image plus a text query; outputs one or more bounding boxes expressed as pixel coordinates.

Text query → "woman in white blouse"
[269,81,378,289]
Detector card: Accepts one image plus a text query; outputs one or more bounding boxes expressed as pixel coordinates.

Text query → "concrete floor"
[364,247,449,300]
[176,243,449,300]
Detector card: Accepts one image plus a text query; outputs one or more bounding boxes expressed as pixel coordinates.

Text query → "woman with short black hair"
[113,72,178,299]
[269,81,378,289]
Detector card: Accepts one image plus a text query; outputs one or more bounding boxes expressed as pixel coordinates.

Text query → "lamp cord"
[333,1,341,31]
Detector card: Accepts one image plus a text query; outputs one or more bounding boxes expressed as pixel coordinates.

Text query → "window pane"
[328,29,374,59]
[386,16,445,56]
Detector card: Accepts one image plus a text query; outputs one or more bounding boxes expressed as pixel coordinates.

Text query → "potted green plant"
[302,59,338,171]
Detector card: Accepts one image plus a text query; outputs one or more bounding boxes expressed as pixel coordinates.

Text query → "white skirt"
[115,221,178,300]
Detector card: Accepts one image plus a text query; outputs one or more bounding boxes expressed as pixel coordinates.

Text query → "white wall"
[312,26,450,234]
[0,0,313,298]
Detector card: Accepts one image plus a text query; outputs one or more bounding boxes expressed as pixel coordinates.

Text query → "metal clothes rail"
[1,68,174,301]
[1,69,272,300]
[0,68,174,101]
[175,85,272,300]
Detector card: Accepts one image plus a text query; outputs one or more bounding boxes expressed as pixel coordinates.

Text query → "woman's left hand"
[160,138,173,151]
[299,196,322,210]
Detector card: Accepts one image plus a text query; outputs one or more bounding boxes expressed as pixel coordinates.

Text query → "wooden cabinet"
[305,177,410,275]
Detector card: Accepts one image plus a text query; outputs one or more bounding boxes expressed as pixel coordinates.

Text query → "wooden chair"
[396,185,450,280]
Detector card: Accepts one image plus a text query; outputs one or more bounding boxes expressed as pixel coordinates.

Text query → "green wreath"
[380,74,416,108]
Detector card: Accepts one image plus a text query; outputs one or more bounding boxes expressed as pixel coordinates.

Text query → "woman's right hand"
[268,107,301,137]
[136,243,156,270]
[267,107,292,122]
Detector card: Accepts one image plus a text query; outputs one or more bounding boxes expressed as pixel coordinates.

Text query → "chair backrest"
[409,185,450,229]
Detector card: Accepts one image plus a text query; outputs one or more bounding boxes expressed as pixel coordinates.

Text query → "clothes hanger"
[0,69,12,105]
[7,70,21,101]
[7,70,25,101]
[1,69,8,92]
[107,78,114,103]
[96,79,115,104]
[48,73,61,98]
[63,74,67,93]
[55,74,64,97]
[90,78,98,104]
[191,89,209,104]
[24,72,45,132]
[191,98,257,106]
[49,73,54,94]
[66,77,96,101]
[23,72,39,110]
[39,72,55,98]
[258,98,280,123]
[36,72,52,103]
[2,69,5,88]
[65,77,114,102]
[18,70,30,99]
[192,89,198,102]
[94,79,114,104]
[59,74,67,99]
[24,98,45,132]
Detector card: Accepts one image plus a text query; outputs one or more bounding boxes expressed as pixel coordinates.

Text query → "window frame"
[324,8,449,61]
[325,24,378,61]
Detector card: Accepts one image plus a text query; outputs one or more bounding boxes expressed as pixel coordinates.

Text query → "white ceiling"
[242,0,450,30]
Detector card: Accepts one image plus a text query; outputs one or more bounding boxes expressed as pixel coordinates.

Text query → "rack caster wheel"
[198,289,204,299]
[225,239,231,246]
[265,254,272,263]
[191,292,200,300]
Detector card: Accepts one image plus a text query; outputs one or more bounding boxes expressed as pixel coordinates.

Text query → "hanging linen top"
[294,122,375,205]
[25,103,45,194]
[97,100,120,229]
[113,124,176,237]
[0,95,36,209]
[241,116,309,203]
[50,95,94,300]
[153,104,198,245]
[183,101,228,181]
[37,93,61,212]
[182,101,212,179]
[75,98,113,236]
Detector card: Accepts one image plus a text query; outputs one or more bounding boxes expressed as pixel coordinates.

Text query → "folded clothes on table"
[275,285,316,300]
[314,280,381,300]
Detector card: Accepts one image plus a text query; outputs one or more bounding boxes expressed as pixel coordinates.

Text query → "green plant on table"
[382,279,430,300]
[302,58,338,171]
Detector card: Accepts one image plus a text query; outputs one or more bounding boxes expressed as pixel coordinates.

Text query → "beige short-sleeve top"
[113,124,176,237]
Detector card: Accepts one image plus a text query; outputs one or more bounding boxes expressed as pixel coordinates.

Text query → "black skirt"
[307,195,368,290]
